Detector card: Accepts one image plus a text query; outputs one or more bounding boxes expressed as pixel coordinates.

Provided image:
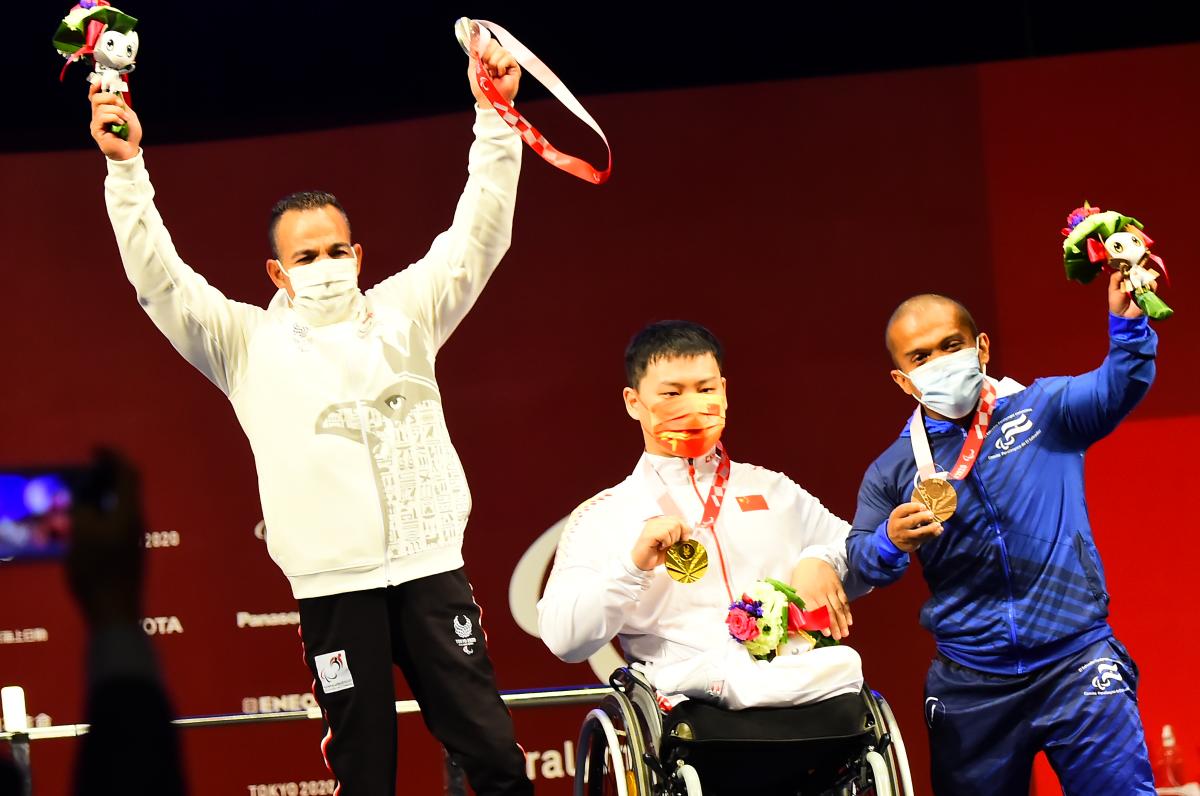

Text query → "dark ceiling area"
[13,2,1200,154]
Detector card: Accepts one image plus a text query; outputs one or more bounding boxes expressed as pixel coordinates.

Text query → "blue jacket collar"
[897,376,1027,438]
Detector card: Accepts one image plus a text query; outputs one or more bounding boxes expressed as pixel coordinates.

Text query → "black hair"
[885,294,979,354]
[624,320,725,389]
[268,191,351,259]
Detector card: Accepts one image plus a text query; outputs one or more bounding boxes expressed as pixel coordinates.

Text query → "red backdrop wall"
[1,41,1197,794]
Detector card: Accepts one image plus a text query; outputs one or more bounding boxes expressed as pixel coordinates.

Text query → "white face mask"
[281,256,360,326]
[904,345,985,419]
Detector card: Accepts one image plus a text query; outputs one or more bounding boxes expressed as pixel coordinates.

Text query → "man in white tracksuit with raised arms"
[538,320,865,709]
[88,42,533,795]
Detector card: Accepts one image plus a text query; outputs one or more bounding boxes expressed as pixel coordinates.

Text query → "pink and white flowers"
[725,578,836,661]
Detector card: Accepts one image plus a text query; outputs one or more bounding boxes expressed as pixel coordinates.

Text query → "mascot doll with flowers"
[53,1,139,139]
[1062,202,1173,319]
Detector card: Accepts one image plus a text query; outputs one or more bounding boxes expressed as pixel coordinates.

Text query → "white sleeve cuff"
[473,103,519,137]
[105,148,147,180]
[796,544,849,580]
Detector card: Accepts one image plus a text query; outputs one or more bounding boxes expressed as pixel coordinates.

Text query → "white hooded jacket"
[104,107,521,598]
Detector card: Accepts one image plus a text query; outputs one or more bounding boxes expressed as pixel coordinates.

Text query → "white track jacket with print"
[104,107,521,599]
[538,450,866,707]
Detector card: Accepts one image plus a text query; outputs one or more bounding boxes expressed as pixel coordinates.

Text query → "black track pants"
[298,569,533,795]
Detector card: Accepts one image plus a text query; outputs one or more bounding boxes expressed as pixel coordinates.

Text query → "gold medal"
[911,478,958,523]
[665,540,708,584]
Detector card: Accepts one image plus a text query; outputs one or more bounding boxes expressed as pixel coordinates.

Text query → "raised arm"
[366,42,523,350]
[1059,272,1158,448]
[92,86,261,395]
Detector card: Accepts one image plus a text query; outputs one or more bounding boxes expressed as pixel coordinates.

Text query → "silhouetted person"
[66,453,185,795]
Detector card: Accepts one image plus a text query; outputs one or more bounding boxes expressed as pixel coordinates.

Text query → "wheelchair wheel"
[863,750,893,796]
[872,694,913,795]
[866,691,913,795]
[676,763,702,795]
[575,691,652,795]
[612,667,664,755]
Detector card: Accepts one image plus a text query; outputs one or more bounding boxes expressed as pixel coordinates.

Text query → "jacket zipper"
[967,432,1023,673]
[355,399,390,583]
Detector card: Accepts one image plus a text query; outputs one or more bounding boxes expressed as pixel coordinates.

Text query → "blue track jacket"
[847,314,1157,674]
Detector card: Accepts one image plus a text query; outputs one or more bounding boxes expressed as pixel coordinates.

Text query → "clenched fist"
[631,516,691,572]
[469,40,521,108]
[1108,270,1157,319]
[89,83,141,161]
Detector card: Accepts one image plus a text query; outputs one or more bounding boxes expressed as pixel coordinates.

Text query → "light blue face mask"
[904,345,984,419]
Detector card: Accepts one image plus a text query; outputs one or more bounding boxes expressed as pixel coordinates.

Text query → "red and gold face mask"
[649,393,727,458]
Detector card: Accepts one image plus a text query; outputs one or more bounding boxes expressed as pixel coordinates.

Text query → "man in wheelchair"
[537,322,911,794]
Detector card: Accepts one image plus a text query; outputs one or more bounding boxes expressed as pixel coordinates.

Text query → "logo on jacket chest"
[314,377,442,447]
[987,409,1042,460]
[312,331,439,442]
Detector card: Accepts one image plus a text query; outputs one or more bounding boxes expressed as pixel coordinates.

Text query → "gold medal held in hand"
[665,540,708,584]
[911,478,958,523]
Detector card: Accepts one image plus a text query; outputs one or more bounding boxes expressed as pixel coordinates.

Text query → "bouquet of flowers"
[1061,201,1173,320]
[725,578,837,661]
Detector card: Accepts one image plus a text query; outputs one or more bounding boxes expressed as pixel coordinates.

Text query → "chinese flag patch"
[736,495,769,512]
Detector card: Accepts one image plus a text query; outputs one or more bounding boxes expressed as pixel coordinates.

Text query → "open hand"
[790,558,852,640]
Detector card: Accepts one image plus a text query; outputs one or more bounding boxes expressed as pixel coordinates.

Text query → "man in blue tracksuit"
[847,273,1158,795]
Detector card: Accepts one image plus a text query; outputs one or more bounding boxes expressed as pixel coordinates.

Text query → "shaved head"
[885,293,991,417]
[886,294,978,361]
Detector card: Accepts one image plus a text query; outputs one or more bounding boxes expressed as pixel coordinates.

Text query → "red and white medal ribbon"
[643,444,734,601]
[455,18,612,185]
[642,445,834,635]
[909,380,998,485]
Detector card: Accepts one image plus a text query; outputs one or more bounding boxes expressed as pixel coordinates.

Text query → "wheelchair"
[574,667,913,795]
